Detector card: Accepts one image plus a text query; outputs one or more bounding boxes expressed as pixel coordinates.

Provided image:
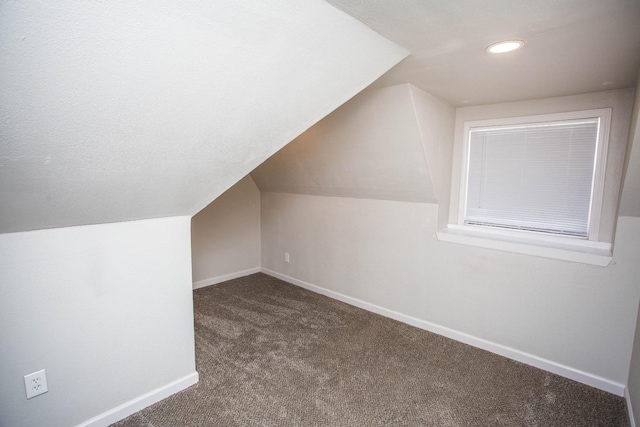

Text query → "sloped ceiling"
[327,0,640,106]
[252,84,453,204]
[0,0,407,233]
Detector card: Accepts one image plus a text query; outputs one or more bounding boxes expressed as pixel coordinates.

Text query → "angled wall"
[408,86,456,228]
[0,0,406,234]
[252,84,442,203]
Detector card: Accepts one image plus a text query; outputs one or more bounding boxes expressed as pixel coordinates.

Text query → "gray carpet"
[113,273,628,426]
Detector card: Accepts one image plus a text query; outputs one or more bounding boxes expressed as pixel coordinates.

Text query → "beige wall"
[261,192,640,392]
[252,85,441,203]
[191,176,261,286]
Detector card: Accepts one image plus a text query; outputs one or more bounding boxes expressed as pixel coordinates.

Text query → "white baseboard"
[627,387,637,427]
[193,267,261,289]
[75,371,199,427]
[261,268,625,397]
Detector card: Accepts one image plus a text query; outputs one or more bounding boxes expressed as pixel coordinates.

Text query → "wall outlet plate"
[24,369,48,399]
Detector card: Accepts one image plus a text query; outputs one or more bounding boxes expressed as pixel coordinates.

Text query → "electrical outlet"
[24,369,48,399]
[284,252,290,263]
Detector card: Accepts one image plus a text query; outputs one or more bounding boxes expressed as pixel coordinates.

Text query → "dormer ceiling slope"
[252,84,455,207]
[252,85,438,203]
[0,0,407,233]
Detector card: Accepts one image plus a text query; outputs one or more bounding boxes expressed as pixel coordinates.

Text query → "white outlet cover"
[24,369,48,399]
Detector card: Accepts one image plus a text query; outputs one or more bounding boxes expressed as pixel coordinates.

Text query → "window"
[438,108,613,266]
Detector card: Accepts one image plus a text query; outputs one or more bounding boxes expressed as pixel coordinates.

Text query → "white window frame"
[438,108,613,266]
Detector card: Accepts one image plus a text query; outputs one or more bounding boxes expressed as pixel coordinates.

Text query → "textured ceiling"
[326,0,640,106]
[0,0,407,233]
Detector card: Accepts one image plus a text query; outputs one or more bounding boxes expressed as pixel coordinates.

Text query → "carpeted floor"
[112,273,629,426]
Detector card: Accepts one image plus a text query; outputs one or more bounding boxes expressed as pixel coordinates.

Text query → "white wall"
[0,217,197,427]
[261,193,640,394]
[191,176,261,286]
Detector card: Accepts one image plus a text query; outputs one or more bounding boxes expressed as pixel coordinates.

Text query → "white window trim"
[438,108,613,266]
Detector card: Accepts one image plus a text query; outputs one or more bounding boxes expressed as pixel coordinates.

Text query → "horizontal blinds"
[465,118,599,237]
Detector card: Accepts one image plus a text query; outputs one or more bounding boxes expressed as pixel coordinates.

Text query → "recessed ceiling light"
[486,40,524,54]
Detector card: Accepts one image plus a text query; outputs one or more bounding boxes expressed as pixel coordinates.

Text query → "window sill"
[436,225,612,266]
